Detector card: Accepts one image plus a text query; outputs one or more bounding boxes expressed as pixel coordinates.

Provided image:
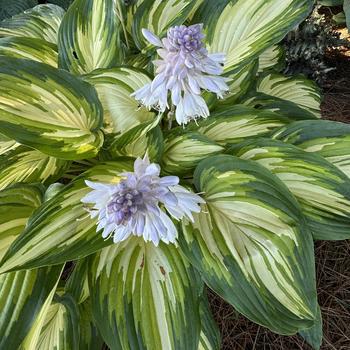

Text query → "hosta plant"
[1,1,350,350]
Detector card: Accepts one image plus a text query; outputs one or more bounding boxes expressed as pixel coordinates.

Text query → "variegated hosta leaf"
[243,93,319,121]
[30,294,80,350]
[180,155,317,334]
[89,238,201,350]
[198,293,221,350]
[0,36,58,66]
[58,0,123,75]
[0,146,71,191]
[48,0,73,10]
[233,138,350,240]
[78,298,104,350]
[107,115,164,161]
[195,0,313,74]
[162,129,224,176]
[0,4,65,44]
[318,0,343,5]
[21,277,60,349]
[84,67,155,133]
[0,184,43,261]
[132,0,196,50]
[125,52,150,70]
[0,160,134,273]
[209,61,258,109]
[0,133,19,156]
[345,0,350,30]
[258,45,285,73]
[0,0,38,21]
[273,120,350,178]
[0,265,62,350]
[65,259,90,305]
[44,183,65,202]
[299,306,323,350]
[256,74,321,118]
[189,105,288,145]
[126,0,142,33]
[187,0,205,21]
[0,57,104,160]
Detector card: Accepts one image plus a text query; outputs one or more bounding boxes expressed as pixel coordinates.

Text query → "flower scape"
[0,1,350,350]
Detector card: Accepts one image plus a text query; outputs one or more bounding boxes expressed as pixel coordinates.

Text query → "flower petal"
[142,28,163,47]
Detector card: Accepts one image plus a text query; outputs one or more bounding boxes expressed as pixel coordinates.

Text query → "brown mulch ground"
[321,32,350,123]
[209,36,350,350]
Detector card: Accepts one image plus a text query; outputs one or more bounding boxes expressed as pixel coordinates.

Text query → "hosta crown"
[132,24,229,125]
[81,156,204,245]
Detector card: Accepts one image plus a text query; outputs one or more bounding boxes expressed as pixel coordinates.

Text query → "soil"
[210,33,350,350]
[321,39,350,122]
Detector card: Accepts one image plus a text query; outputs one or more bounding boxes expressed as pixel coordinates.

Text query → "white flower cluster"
[132,24,229,125]
[82,156,204,246]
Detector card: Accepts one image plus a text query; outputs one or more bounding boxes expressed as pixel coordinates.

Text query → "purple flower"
[131,24,229,125]
[81,156,205,246]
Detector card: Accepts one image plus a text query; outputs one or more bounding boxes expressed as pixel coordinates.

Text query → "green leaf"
[318,0,343,5]
[198,293,221,350]
[0,160,134,273]
[132,0,196,50]
[210,61,258,108]
[0,0,38,21]
[0,57,104,160]
[243,92,319,121]
[48,0,73,10]
[0,4,65,44]
[195,0,313,74]
[107,115,164,162]
[187,0,205,21]
[180,155,317,334]
[233,138,350,240]
[58,0,124,75]
[125,52,151,70]
[0,184,51,348]
[0,36,58,66]
[344,0,350,32]
[0,146,71,191]
[32,293,80,350]
[89,238,201,350]
[273,120,350,178]
[0,184,43,261]
[299,306,323,350]
[44,183,65,202]
[0,265,63,349]
[258,45,285,73]
[256,74,321,118]
[189,105,288,145]
[84,67,155,133]
[0,133,19,156]
[20,274,60,349]
[332,11,346,24]
[162,129,224,176]
[65,259,90,305]
[78,298,104,350]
